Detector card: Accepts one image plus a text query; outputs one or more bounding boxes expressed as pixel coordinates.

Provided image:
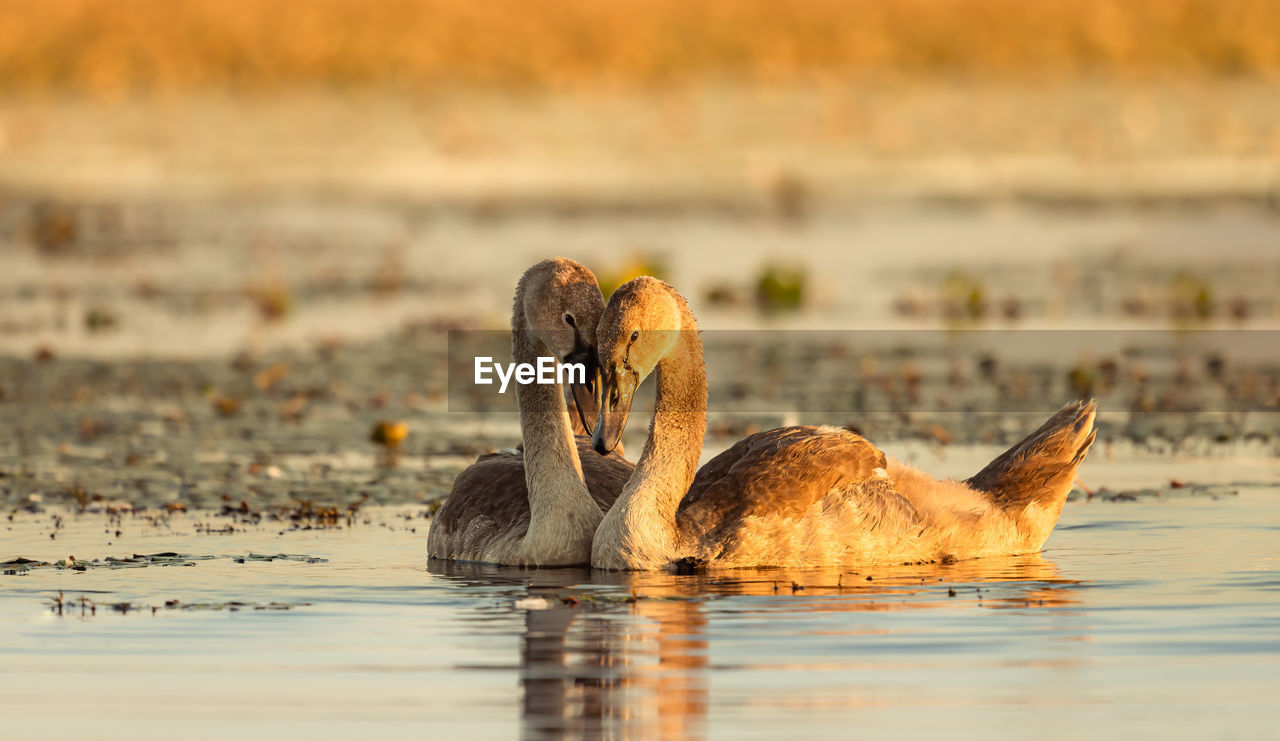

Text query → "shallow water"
[2,482,1277,740]
[6,111,1280,741]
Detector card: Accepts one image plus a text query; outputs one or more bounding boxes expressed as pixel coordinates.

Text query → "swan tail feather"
[966,398,1098,513]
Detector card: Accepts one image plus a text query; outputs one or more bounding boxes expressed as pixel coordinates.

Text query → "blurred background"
[2,0,1279,511]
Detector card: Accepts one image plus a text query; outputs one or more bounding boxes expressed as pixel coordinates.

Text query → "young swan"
[589,277,1096,571]
[428,258,633,567]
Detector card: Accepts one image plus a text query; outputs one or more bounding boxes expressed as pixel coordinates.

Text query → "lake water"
[3,200,1279,738]
[3,479,1277,740]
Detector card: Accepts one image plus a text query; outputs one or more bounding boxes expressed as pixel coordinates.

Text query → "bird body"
[589,277,1096,571]
[427,259,634,567]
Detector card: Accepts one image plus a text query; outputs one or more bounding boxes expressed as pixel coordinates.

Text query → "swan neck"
[511,294,596,551]
[593,298,706,569]
[639,322,707,511]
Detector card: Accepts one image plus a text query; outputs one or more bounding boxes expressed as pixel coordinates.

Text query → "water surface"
[3,483,1277,739]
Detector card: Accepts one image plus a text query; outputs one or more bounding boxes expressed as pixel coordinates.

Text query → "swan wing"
[429,440,635,560]
[677,427,919,565]
[428,451,532,560]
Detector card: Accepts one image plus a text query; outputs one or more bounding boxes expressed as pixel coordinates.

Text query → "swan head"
[592,276,684,454]
[518,258,607,433]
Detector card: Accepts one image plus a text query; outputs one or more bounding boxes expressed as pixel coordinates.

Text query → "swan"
[428,258,634,566]
[588,277,1097,571]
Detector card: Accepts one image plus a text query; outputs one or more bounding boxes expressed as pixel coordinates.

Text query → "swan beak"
[592,371,635,455]
[565,348,601,436]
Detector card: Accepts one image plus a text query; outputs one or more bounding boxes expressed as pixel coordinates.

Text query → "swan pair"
[428,259,1097,570]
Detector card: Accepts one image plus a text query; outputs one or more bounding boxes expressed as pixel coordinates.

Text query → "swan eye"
[630,330,639,343]
[564,313,575,327]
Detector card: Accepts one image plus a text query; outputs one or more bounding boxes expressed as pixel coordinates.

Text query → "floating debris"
[3,557,48,575]
[235,553,329,563]
[211,394,242,417]
[1068,482,1240,502]
[3,551,328,575]
[370,421,409,449]
[252,362,291,391]
[46,594,313,617]
[248,283,293,322]
[514,597,550,610]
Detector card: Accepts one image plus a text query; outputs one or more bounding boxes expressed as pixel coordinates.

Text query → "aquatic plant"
[755,264,807,313]
[595,254,669,300]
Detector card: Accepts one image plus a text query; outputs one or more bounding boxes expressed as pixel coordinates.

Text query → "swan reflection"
[428,552,1080,739]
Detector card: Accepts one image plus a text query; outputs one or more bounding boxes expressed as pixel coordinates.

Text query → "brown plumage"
[432,438,633,561]
[589,277,1097,570]
[427,259,634,566]
[966,400,1098,511]
[679,427,903,542]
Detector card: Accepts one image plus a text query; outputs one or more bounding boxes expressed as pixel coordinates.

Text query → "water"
[3,483,1277,740]
[3,199,1280,738]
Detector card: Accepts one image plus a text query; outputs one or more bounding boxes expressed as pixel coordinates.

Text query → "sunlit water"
[2,486,1277,740]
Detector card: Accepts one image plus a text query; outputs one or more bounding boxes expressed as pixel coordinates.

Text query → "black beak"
[592,369,636,455]
[564,346,600,436]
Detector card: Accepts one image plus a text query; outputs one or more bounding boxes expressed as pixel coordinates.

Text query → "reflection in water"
[428,553,1079,739]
